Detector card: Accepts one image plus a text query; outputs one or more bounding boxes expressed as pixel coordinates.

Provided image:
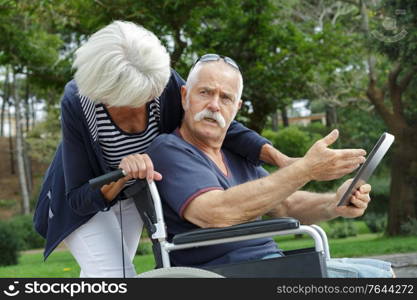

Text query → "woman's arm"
[224,121,286,166]
[259,143,300,168]
[60,82,111,216]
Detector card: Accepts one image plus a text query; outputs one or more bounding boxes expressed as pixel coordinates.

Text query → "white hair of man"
[184,60,243,109]
[73,20,171,107]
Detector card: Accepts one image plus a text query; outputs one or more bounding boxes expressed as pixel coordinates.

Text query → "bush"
[299,122,329,139]
[363,213,387,233]
[0,221,20,266]
[262,126,314,158]
[366,174,390,214]
[401,217,417,236]
[328,220,357,239]
[8,215,45,250]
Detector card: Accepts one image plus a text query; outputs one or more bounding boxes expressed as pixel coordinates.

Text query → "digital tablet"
[337,132,395,206]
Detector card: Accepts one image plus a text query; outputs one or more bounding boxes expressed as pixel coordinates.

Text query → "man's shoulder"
[148,132,204,163]
[150,132,181,148]
[149,132,189,155]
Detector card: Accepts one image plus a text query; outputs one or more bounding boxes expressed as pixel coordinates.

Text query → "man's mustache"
[194,109,226,128]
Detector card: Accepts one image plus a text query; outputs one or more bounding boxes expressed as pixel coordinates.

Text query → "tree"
[357,0,417,235]
[276,0,417,234]
[0,0,63,214]
[183,0,321,132]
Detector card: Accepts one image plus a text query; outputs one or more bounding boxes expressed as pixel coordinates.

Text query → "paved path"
[365,252,417,278]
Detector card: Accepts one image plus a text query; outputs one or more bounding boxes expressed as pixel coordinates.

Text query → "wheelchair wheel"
[136,267,224,278]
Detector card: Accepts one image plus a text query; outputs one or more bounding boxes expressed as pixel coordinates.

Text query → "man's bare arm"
[268,180,372,224]
[183,129,366,228]
[267,191,336,225]
[184,159,311,228]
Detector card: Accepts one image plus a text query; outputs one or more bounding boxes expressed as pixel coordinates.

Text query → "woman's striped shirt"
[80,96,160,186]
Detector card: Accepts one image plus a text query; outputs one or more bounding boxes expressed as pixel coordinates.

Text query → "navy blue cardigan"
[33,69,269,259]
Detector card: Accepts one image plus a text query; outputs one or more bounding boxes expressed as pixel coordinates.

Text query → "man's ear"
[237,99,242,110]
[181,85,188,110]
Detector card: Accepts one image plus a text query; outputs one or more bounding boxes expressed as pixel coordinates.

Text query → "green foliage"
[0,199,15,208]
[298,122,329,139]
[263,124,344,193]
[366,173,391,214]
[7,215,45,251]
[0,221,20,266]
[0,0,63,70]
[0,0,415,237]
[400,218,417,236]
[337,106,387,152]
[263,126,316,158]
[26,105,61,164]
[136,241,153,256]
[363,213,387,233]
[328,220,357,239]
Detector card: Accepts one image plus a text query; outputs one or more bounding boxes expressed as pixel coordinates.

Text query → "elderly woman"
[33,21,290,277]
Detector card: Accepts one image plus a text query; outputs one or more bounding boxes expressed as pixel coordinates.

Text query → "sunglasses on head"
[194,53,240,71]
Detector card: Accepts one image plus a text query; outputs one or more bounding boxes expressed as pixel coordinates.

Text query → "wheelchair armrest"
[172,217,299,245]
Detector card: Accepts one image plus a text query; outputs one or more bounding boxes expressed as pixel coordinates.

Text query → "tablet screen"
[337,132,395,206]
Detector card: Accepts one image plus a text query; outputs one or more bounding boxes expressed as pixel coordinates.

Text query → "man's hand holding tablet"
[337,132,395,206]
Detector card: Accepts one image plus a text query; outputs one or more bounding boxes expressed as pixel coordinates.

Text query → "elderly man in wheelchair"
[130,54,394,278]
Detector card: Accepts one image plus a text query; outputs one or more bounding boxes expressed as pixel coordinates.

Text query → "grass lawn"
[275,234,417,257]
[1,231,416,278]
[0,250,155,278]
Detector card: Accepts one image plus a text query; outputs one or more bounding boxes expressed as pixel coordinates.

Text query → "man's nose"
[207,94,221,111]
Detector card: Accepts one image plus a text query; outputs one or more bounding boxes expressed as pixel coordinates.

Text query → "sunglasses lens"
[224,57,239,70]
[198,54,220,63]
[195,54,240,71]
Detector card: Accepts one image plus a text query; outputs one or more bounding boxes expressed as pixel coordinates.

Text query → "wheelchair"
[90,171,331,278]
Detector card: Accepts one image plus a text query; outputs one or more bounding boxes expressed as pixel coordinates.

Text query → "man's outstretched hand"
[302,129,366,181]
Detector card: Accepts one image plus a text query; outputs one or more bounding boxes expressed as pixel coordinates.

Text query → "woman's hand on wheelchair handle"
[119,153,162,182]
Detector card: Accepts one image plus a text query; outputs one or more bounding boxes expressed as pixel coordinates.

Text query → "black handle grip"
[89,169,126,189]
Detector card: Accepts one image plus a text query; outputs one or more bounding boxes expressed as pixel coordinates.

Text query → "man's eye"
[222,96,232,103]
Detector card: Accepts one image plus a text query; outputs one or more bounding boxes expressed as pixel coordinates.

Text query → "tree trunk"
[23,79,33,193]
[1,66,10,136]
[325,104,337,127]
[24,140,33,195]
[25,79,30,132]
[0,98,6,137]
[13,71,31,215]
[7,101,15,175]
[247,110,266,133]
[271,111,279,131]
[31,95,36,127]
[280,106,289,127]
[171,27,187,69]
[387,128,417,235]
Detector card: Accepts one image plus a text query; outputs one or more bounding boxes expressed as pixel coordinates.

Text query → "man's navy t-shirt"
[147,130,279,267]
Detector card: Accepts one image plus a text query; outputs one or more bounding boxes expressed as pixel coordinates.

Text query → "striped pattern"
[80,95,161,185]
[80,95,99,141]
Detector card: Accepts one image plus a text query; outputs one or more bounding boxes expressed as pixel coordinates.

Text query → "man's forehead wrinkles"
[195,83,235,96]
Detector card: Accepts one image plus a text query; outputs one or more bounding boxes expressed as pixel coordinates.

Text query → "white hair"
[185,60,243,106]
[73,21,171,107]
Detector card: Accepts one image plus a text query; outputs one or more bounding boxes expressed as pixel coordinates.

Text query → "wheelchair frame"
[125,179,331,278]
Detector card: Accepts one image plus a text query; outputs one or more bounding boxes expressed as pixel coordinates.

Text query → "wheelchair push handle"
[89,169,126,189]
